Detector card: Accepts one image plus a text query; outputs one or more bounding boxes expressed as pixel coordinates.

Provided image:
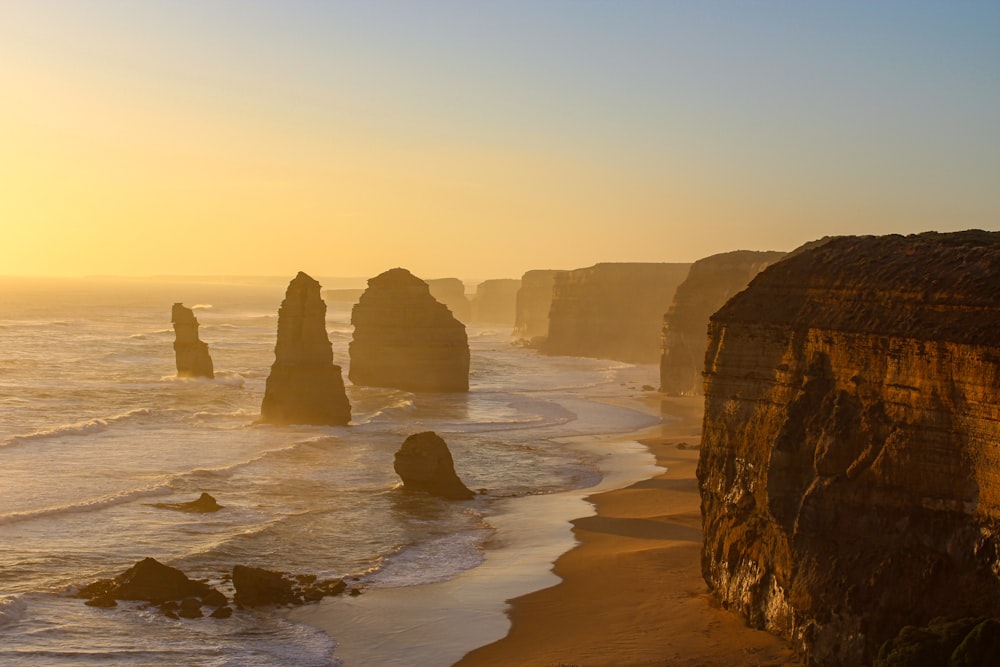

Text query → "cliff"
[512,269,566,345]
[349,268,470,392]
[542,263,691,363]
[171,303,214,379]
[259,272,351,426]
[698,231,1000,665]
[659,250,785,395]
[470,279,521,325]
[426,278,471,323]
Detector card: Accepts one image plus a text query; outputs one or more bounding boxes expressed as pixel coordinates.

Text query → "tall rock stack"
[470,279,521,325]
[426,278,471,323]
[698,231,1000,666]
[512,269,566,346]
[171,303,214,379]
[259,272,351,426]
[542,262,691,363]
[659,250,785,395]
[349,268,470,392]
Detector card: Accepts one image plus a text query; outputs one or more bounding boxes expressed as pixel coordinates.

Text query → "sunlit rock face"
[659,250,785,395]
[259,272,351,426]
[349,268,470,392]
[470,279,521,325]
[698,231,1000,666]
[426,278,471,323]
[171,303,214,378]
[512,269,566,346]
[542,262,691,363]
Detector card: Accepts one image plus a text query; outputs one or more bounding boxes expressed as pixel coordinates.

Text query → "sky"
[1,1,998,281]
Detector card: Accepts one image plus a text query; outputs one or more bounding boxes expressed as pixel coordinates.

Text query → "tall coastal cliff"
[349,268,470,392]
[659,250,785,395]
[470,279,520,325]
[512,269,566,345]
[171,303,214,379]
[698,231,1000,665]
[426,278,471,323]
[542,263,690,363]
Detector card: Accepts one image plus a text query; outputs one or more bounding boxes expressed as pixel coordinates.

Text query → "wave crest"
[0,483,172,526]
[1,409,153,449]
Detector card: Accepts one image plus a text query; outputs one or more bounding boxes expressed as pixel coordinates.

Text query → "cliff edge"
[698,231,1000,665]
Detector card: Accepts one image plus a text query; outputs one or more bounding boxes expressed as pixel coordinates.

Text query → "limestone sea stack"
[171,303,214,378]
[542,262,691,363]
[698,231,1000,666]
[259,272,351,426]
[426,278,471,323]
[512,269,566,346]
[394,431,474,500]
[659,250,785,395]
[349,268,470,392]
[470,279,521,325]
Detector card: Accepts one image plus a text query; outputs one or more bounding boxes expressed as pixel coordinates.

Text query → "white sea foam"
[0,483,172,525]
[0,594,27,627]
[2,409,154,448]
[191,304,213,310]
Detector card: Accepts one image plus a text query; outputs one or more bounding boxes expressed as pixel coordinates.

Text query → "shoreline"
[456,395,801,667]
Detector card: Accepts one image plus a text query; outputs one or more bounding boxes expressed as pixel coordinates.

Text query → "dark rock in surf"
[171,303,214,379]
[151,492,223,513]
[232,564,347,607]
[349,268,470,392]
[394,431,474,500]
[259,272,352,426]
[75,557,225,608]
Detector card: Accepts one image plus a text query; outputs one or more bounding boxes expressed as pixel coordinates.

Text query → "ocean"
[0,277,661,666]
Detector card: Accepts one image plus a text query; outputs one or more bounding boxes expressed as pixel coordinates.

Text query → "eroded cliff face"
[512,269,566,346]
[349,268,470,392]
[698,231,1000,666]
[542,263,690,363]
[259,272,351,426]
[171,303,214,379]
[426,278,471,323]
[470,279,521,325]
[660,250,785,395]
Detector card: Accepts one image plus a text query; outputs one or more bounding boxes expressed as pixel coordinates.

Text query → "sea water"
[0,277,660,666]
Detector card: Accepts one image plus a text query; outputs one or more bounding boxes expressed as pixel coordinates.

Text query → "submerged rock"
[259,272,351,426]
[171,303,214,379]
[151,492,223,513]
[698,231,1000,665]
[349,268,470,392]
[394,431,474,500]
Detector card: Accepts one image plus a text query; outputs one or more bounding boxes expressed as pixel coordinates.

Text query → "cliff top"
[713,230,1000,346]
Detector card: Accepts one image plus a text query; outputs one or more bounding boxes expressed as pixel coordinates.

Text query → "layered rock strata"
[426,278,471,323]
[470,279,521,325]
[660,250,785,395]
[698,231,1000,666]
[542,263,691,363]
[171,303,214,378]
[394,431,474,500]
[259,272,351,425]
[512,269,566,345]
[349,268,470,392]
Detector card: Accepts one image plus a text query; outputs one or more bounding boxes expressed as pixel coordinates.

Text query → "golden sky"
[2,1,998,281]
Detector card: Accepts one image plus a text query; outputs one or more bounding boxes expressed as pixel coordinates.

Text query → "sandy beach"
[289,395,799,666]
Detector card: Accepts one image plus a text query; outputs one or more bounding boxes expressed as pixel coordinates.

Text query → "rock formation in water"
[542,263,691,363]
[232,564,347,606]
[698,231,1000,666]
[75,557,229,618]
[426,278,471,323]
[512,269,566,346]
[394,431,474,500]
[151,492,223,513]
[470,279,521,325]
[349,268,470,392]
[659,250,785,395]
[259,272,351,426]
[171,303,214,378]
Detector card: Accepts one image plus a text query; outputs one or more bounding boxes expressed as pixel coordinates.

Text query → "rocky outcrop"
[232,565,347,606]
[512,269,566,345]
[394,431,474,500]
[171,303,214,378]
[151,492,223,513]
[542,263,691,363]
[349,268,470,392]
[426,278,471,323]
[698,231,1000,666]
[259,272,351,426]
[470,279,521,325]
[75,557,229,618]
[659,250,785,395]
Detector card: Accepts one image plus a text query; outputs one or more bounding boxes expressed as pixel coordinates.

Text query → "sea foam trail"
[0,484,172,526]
[0,594,27,627]
[1,409,154,449]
